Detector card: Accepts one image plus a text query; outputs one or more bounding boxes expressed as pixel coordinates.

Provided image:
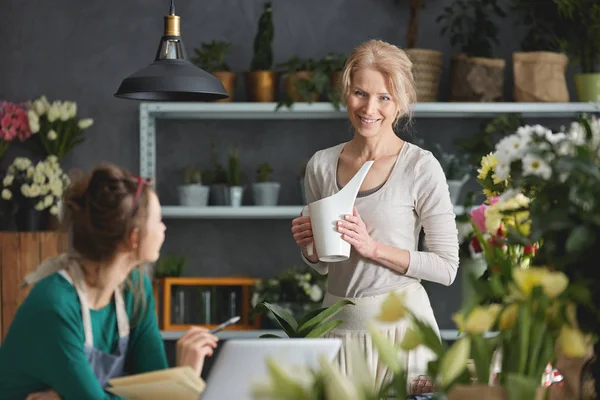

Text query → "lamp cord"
[169,0,175,15]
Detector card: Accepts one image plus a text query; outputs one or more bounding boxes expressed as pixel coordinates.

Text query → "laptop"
[201,338,342,400]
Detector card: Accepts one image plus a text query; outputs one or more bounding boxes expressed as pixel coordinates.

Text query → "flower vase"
[14,207,47,232]
[460,256,487,305]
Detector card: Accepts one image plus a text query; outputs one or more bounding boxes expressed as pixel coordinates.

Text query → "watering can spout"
[337,160,375,201]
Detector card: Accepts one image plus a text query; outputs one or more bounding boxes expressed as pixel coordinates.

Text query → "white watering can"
[302,160,374,262]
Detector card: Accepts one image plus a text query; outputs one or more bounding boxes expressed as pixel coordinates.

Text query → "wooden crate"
[154,277,261,331]
[0,231,68,340]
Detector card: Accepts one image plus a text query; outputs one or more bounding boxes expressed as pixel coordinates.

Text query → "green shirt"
[0,270,168,399]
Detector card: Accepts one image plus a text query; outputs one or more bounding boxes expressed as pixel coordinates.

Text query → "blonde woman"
[291,39,459,388]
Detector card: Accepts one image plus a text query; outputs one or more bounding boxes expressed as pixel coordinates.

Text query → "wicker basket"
[405,48,443,102]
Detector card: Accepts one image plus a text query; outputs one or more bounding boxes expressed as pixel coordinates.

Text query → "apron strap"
[58,263,131,347]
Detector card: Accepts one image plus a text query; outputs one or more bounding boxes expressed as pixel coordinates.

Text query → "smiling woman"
[290,39,459,391]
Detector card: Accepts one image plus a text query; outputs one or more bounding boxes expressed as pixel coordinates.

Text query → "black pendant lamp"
[114,0,228,101]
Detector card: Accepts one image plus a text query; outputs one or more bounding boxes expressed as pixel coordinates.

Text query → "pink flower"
[0,101,32,142]
[470,203,488,232]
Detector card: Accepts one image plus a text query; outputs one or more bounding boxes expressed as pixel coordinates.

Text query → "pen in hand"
[209,316,241,334]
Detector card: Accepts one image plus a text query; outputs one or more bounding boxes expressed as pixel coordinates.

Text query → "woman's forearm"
[370,242,411,274]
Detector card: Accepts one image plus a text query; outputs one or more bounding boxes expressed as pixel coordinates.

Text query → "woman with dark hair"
[0,163,218,399]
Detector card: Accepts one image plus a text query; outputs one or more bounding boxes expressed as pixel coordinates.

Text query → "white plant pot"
[252,182,281,206]
[178,184,210,207]
[460,255,488,305]
[229,186,244,207]
[447,175,469,205]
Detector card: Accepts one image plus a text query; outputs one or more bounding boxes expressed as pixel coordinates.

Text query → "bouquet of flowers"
[28,96,93,161]
[1,156,70,217]
[0,101,38,159]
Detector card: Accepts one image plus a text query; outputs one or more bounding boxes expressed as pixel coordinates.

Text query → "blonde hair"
[340,39,417,128]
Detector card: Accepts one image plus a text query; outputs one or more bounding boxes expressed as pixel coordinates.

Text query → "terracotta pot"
[244,70,278,102]
[283,71,319,103]
[450,54,505,102]
[212,71,237,102]
[513,52,569,102]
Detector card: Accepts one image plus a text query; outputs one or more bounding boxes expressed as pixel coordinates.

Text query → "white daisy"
[522,153,552,180]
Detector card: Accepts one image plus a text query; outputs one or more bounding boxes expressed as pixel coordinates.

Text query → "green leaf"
[256,302,298,337]
[470,335,492,384]
[297,299,353,337]
[305,319,343,338]
[566,225,596,254]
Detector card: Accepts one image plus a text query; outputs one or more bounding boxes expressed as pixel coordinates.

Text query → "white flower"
[61,101,77,120]
[50,205,59,215]
[1,189,11,200]
[32,98,47,116]
[47,155,59,164]
[495,135,527,163]
[78,118,93,129]
[49,179,63,196]
[47,103,61,122]
[13,157,32,171]
[309,285,323,302]
[522,153,552,180]
[494,160,510,180]
[33,171,46,185]
[2,174,14,186]
[34,201,45,211]
[47,130,58,141]
[28,184,41,198]
[27,110,40,134]
[44,195,53,207]
[21,184,30,197]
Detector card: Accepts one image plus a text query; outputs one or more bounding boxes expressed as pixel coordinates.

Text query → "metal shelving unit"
[140,101,599,218]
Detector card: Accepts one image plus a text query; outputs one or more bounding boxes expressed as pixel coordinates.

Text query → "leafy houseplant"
[153,254,187,279]
[436,0,507,102]
[191,40,236,102]
[555,0,600,101]
[246,2,277,102]
[28,96,94,161]
[254,299,353,339]
[318,52,347,109]
[509,0,570,102]
[276,56,328,109]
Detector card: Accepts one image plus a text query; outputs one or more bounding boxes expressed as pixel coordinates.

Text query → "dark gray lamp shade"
[114,59,229,101]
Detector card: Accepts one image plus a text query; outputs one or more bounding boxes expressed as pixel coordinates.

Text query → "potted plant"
[252,162,280,206]
[153,254,188,324]
[510,1,570,102]
[245,2,277,102]
[177,167,209,207]
[318,52,347,109]
[203,136,229,205]
[276,56,328,109]
[191,40,236,102]
[555,0,600,102]
[436,0,507,102]
[251,265,328,328]
[397,0,444,102]
[226,147,244,207]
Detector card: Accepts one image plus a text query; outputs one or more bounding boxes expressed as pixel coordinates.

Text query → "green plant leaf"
[305,319,343,338]
[297,299,354,336]
[259,333,282,338]
[256,302,298,337]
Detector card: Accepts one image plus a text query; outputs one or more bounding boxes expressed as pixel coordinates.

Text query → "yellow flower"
[512,267,568,298]
[483,188,497,202]
[453,305,501,334]
[399,327,422,351]
[557,326,588,358]
[485,207,503,235]
[376,292,408,323]
[477,153,498,180]
[438,337,471,388]
[498,303,518,330]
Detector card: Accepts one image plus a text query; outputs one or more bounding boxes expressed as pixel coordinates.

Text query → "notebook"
[106,366,205,400]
